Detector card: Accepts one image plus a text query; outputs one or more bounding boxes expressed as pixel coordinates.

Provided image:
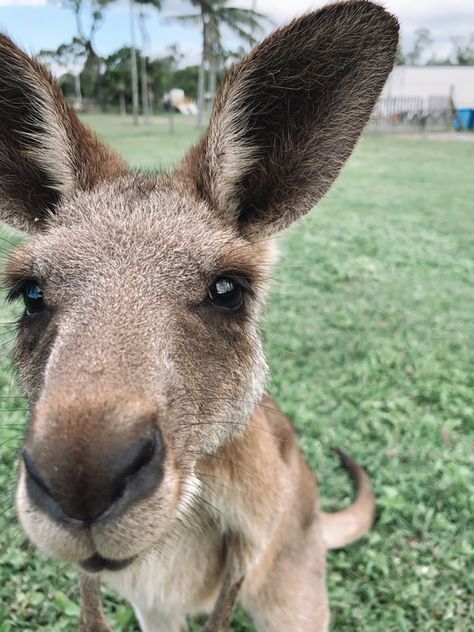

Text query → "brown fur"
[79,575,113,632]
[0,34,126,233]
[0,2,398,631]
[179,1,398,239]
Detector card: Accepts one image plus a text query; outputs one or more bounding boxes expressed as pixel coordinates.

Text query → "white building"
[382,66,474,109]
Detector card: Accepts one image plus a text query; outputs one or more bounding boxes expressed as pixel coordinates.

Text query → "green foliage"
[80,50,102,100]
[39,38,86,70]
[146,51,199,104]
[172,0,268,109]
[53,0,118,105]
[451,33,474,65]
[170,65,200,100]
[81,46,197,111]
[186,0,266,48]
[57,73,77,99]
[399,28,474,66]
[0,123,472,631]
[102,46,136,109]
[402,27,434,65]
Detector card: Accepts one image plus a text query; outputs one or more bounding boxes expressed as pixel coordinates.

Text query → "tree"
[128,1,140,124]
[102,46,134,113]
[55,0,111,44]
[39,39,86,106]
[397,29,474,67]
[54,0,162,120]
[147,45,186,104]
[404,28,433,65]
[169,66,200,100]
[128,0,162,125]
[52,1,113,104]
[452,33,474,65]
[395,44,406,66]
[101,44,192,113]
[138,10,151,121]
[172,0,266,127]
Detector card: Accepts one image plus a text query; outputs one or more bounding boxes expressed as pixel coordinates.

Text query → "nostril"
[22,448,80,526]
[23,448,51,496]
[110,428,161,504]
[125,435,156,477]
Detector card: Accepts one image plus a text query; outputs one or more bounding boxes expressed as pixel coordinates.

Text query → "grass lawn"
[0,116,473,631]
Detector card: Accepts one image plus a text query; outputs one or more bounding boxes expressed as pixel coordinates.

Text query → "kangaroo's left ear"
[179,1,399,239]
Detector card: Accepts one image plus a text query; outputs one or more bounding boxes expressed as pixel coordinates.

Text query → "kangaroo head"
[0,2,398,571]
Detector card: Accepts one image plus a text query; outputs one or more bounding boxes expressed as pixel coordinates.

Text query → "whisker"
[168,390,294,423]
[184,419,284,440]
[191,454,281,499]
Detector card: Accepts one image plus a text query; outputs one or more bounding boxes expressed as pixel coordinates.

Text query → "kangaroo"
[0,2,398,630]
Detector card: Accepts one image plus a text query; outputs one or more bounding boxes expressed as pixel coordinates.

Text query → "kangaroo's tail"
[320,449,376,550]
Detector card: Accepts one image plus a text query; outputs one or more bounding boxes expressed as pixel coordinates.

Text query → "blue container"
[454,108,474,130]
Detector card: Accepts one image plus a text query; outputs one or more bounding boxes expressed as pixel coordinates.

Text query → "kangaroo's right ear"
[180,1,399,240]
[0,34,126,234]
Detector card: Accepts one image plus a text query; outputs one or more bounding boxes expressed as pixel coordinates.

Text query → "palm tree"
[129,0,162,125]
[57,0,161,121]
[173,0,266,128]
[39,39,86,109]
[56,0,112,108]
[137,9,152,123]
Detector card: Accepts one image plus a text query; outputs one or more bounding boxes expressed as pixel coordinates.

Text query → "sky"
[0,0,473,72]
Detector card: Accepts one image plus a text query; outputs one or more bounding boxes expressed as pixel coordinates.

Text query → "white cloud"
[232,0,474,23]
[231,0,474,61]
[231,0,474,28]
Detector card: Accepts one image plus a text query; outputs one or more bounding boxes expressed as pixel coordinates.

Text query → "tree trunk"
[140,53,150,124]
[138,10,151,124]
[197,12,208,129]
[119,91,126,116]
[129,0,140,125]
[74,74,83,109]
[209,54,217,108]
[197,61,206,128]
[97,57,106,112]
[252,0,258,39]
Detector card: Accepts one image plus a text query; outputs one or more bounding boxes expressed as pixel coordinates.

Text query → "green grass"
[0,117,473,631]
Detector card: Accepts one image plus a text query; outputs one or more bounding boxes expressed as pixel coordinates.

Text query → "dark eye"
[208,277,243,311]
[23,283,45,316]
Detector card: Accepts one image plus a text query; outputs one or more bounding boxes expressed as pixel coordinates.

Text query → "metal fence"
[369,95,454,132]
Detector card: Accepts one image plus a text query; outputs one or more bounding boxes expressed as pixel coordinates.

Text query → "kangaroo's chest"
[102,512,225,616]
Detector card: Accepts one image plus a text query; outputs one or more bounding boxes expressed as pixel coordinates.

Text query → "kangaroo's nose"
[23,418,164,526]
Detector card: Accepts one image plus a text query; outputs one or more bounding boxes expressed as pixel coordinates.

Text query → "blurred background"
[0,0,473,131]
[0,1,472,631]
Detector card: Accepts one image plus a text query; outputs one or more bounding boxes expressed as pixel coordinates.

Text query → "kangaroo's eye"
[23,284,45,316]
[208,277,243,311]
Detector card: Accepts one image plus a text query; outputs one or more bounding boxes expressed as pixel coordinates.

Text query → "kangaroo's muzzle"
[22,395,165,527]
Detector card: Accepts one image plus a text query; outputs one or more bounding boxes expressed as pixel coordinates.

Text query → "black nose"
[23,427,164,526]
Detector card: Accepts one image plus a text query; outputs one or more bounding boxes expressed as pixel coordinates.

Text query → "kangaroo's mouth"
[79,553,136,573]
